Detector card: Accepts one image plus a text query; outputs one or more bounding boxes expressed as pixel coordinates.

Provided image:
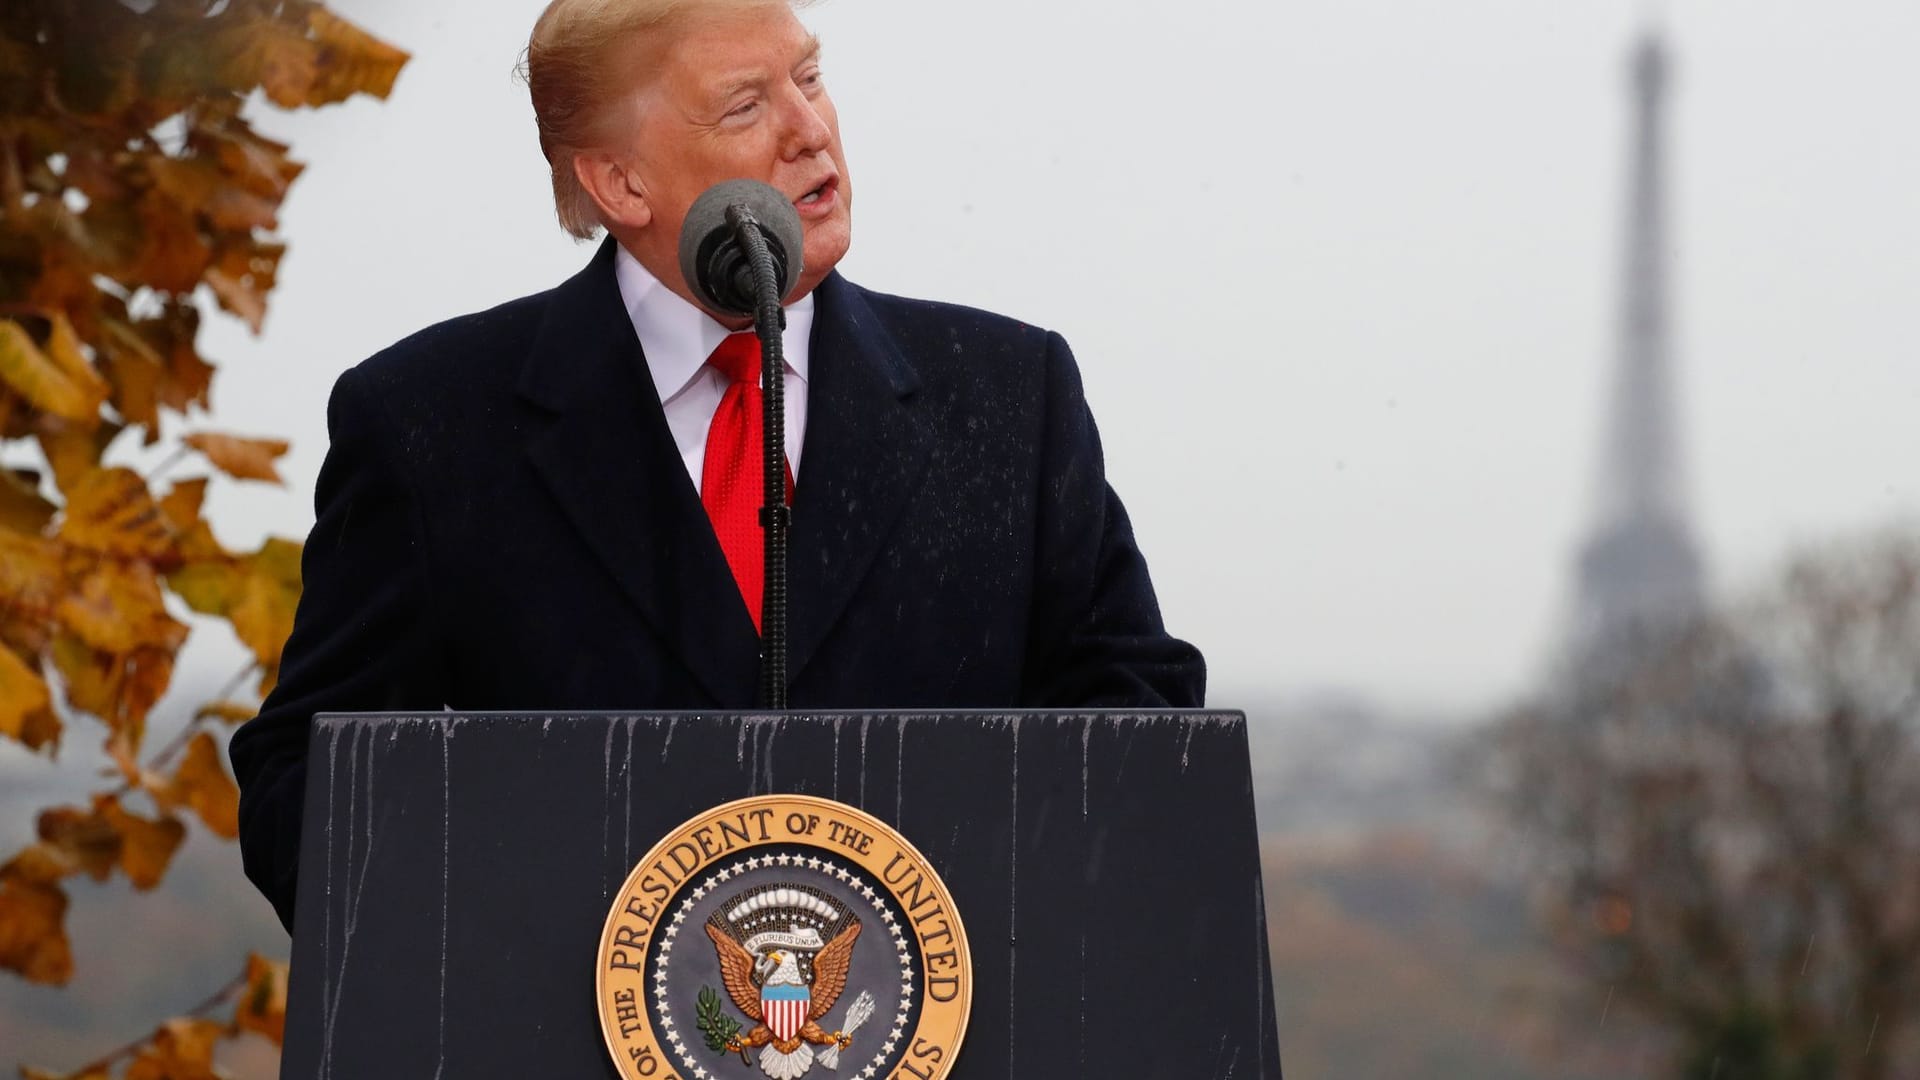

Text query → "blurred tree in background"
[1491,533,1920,1079]
[0,1,404,1074]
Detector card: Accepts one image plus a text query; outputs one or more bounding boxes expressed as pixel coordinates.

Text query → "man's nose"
[776,87,832,160]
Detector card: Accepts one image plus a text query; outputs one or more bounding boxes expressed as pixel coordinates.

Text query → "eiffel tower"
[1572,30,1706,654]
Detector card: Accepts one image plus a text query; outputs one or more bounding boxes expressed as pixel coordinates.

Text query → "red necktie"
[701,332,790,631]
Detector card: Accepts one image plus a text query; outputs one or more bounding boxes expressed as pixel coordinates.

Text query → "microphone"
[677,179,805,315]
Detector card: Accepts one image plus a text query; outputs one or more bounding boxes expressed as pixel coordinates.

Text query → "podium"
[281,711,1282,1078]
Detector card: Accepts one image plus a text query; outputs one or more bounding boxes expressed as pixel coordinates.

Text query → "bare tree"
[1488,532,1920,1079]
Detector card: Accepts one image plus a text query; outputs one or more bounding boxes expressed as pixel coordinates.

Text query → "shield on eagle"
[762,981,809,1042]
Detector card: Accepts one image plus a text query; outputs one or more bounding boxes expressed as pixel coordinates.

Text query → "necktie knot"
[707,331,762,386]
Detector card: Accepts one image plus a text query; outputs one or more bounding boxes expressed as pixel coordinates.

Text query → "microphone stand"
[724,205,790,710]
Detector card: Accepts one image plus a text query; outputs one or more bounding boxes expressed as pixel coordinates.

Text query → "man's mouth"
[796,176,838,211]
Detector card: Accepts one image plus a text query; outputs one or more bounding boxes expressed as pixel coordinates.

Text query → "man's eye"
[727,100,759,119]
[797,69,823,91]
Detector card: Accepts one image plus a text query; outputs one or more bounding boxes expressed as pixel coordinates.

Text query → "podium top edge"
[312,708,1246,725]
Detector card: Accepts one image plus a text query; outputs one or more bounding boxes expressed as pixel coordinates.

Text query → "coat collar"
[515,239,930,702]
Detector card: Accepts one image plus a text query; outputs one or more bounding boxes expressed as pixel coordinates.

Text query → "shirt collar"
[613,242,813,405]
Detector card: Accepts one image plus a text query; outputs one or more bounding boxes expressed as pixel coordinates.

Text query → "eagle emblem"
[700,883,871,1079]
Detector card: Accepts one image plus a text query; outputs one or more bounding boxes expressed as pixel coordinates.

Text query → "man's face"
[619,4,851,306]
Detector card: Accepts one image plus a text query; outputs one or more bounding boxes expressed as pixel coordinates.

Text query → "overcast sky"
[173,0,1920,719]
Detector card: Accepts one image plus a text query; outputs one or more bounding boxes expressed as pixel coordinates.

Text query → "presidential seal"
[597,795,971,1080]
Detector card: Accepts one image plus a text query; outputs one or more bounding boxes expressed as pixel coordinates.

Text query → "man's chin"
[798,222,852,294]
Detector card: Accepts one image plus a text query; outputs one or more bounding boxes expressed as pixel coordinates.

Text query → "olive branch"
[696,986,742,1053]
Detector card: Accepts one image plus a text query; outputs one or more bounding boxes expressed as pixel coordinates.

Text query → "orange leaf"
[125,1017,224,1080]
[158,477,208,532]
[0,529,64,619]
[166,731,240,839]
[2,842,73,886]
[34,417,125,496]
[49,633,173,752]
[230,538,302,668]
[183,432,288,484]
[0,877,72,985]
[58,466,174,558]
[99,797,186,891]
[56,561,190,655]
[0,644,60,752]
[306,10,410,105]
[0,317,107,424]
[195,700,257,725]
[204,265,267,334]
[0,469,56,532]
[234,952,290,1045]
[35,805,119,883]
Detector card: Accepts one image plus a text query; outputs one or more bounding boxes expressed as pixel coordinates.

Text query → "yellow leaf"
[0,645,60,752]
[99,797,186,891]
[234,952,289,1045]
[58,466,173,558]
[306,10,410,105]
[230,538,302,668]
[166,557,245,616]
[158,477,208,532]
[34,417,125,496]
[0,469,56,532]
[195,700,257,725]
[0,529,63,621]
[0,317,106,423]
[0,878,72,985]
[183,432,288,484]
[101,341,166,434]
[49,634,172,751]
[56,561,190,654]
[165,731,240,839]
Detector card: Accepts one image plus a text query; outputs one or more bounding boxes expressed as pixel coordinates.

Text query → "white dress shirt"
[613,243,812,495]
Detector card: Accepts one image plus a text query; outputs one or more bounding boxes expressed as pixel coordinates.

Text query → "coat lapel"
[515,239,759,706]
[787,273,932,683]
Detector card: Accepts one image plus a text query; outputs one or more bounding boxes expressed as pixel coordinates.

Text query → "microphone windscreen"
[678,179,805,312]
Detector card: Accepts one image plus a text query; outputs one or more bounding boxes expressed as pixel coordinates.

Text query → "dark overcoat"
[230,240,1205,930]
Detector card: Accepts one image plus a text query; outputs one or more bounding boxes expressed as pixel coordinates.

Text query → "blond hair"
[521,0,802,239]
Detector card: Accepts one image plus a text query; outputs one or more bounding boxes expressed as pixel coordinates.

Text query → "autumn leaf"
[0,644,60,752]
[124,1017,224,1080]
[194,700,257,725]
[0,468,56,532]
[0,318,107,424]
[157,477,208,532]
[34,805,119,884]
[306,9,410,104]
[233,952,289,1045]
[49,634,173,754]
[55,561,191,655]
[183,432,289,484]
[165,558,245,617]
[99,798,186,891]
[230,538,302,670]
[34,418,125,496]
[0,529,64,621]
[58,467,174,559]
[160,732,240,840]
[0,877,72,985]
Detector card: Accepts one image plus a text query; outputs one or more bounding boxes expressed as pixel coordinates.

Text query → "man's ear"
[573,152,654,230]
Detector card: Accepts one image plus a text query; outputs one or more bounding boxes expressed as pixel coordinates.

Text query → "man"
[230,0,1202,932]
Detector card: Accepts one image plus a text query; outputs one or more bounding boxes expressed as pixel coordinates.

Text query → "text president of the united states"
[230,0,1204,931]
